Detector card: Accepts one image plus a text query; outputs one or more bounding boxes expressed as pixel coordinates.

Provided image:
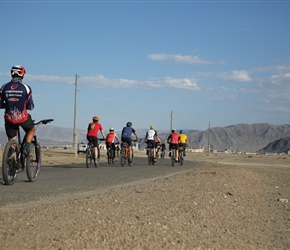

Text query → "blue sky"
[0,0,290,133]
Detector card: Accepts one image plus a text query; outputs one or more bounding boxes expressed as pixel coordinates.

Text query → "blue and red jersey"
[0,79,34,124]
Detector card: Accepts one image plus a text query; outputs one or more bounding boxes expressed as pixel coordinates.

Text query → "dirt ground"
[0,149,289,249]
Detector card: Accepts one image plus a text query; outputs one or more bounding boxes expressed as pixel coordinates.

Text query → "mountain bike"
[86,138,104,168]
[2,119,53,185]
[107,142,118,165]
[120,140,136,167]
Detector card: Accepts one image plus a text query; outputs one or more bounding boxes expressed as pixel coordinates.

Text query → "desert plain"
[0,148,289,249]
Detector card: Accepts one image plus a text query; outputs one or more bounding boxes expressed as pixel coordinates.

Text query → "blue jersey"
[121,126,135,139]
[0,78,34,124]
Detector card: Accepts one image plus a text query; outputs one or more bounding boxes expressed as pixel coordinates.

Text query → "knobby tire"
[121,146,127,167]
[26,140,41,182]
[179,151,184,166]
[2,139,19,185]
[171,149,176,167]
[86,146,94,168]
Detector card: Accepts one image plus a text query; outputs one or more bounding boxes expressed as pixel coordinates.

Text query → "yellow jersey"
[179,134,188,144]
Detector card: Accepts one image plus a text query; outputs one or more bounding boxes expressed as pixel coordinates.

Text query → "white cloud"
[217,70,252,82]
[270,73,290,85]
[20,73,200,91]
[147,53,217,65]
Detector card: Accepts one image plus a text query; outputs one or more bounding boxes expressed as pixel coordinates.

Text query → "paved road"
[0,156,205,208]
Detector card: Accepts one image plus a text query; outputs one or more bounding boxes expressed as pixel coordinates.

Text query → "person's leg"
[129,146,133,159]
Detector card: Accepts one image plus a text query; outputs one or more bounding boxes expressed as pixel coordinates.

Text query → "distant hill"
[257,137,290,154]
[1,123,290,153]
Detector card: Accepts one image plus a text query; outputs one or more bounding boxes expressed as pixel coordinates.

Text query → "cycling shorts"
[87,136,99,147]
[169,143,179,151]
[5,114,34,139]
[179,143,187,150]
[121,137,132,146]
[106,142,116,150]
[146,140,156,149]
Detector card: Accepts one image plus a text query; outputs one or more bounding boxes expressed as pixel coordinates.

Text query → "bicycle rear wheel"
[148,149,152,165]
[107,149,112,165]
[121,146,127,167]
[26,140,41,182]
[94,147,100,167]
[2,140,19,185]
[179,151,184,165]
[171,150,176,167]
[86,147,94,168]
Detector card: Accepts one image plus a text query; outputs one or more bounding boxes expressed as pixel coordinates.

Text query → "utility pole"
[73,74,78,158]
[170,110,173,131]
[208,122,211,154]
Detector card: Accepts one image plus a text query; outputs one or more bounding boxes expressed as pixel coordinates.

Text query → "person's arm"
[101,129,105,139]
[167,134,171,144]
[145,131,148,143]
[115,133,120,144]
[0,90,5,109]
[134,131,139,141]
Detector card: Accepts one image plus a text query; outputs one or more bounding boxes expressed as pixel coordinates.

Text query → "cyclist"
[121,122,139,163]
[179,130,188,156]
[86,116,105,162]
[106,127,120,162]
[157,142,166,158]
[0,65,35,156]
[167,129,180,162]
[145,125,161,162]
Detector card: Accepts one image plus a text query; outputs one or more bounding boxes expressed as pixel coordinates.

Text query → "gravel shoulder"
[0,150,290,249]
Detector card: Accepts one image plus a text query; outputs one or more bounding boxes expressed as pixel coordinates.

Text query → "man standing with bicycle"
[0,65,35,156]
[86,116,105,163]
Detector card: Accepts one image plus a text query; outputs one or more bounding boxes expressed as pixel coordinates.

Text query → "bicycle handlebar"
[34,119,54,126]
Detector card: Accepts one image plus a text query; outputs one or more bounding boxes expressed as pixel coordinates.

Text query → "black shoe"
[22,142,32,157]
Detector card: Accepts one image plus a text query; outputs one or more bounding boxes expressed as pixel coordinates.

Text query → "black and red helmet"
[11,65,26,78]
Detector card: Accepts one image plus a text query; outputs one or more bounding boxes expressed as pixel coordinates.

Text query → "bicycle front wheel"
[2,140,19,185]
[26,140,41,182]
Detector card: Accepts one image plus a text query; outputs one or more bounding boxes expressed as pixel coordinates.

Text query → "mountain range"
[1,123,290,153]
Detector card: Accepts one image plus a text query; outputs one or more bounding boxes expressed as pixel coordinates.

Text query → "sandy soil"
[0,149,289,249]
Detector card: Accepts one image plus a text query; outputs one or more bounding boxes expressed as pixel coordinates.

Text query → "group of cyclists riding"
[86,115,188,165]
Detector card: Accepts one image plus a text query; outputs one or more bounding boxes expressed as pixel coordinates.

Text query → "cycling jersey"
[145,129,156,140]
[121,126,135,139]
[87,122,103,137]
[0,79,34,124]
[106,131,116,143]
[179,134,188,144]
[167,132,180,144]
